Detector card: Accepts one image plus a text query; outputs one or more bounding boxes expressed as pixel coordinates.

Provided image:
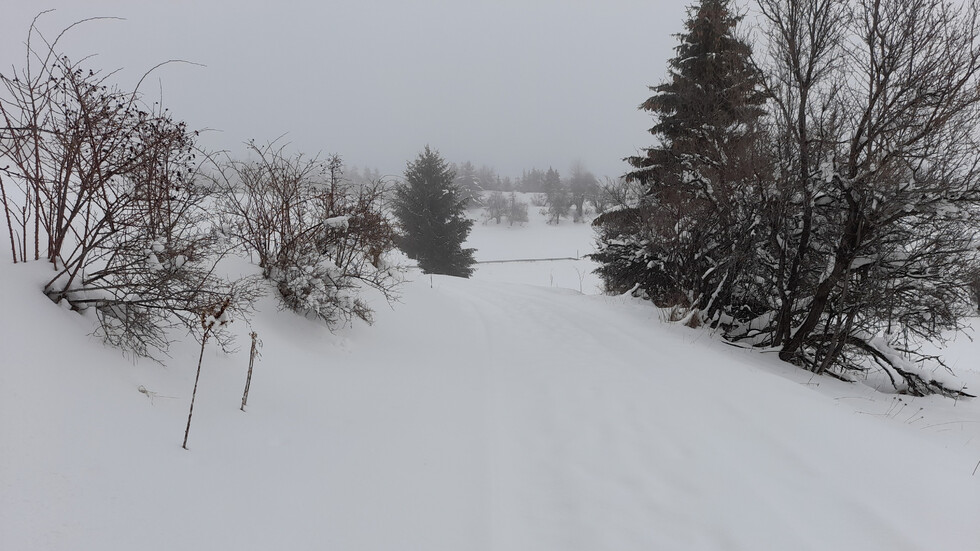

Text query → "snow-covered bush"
[211,143,398,326]
[0,20,255,357]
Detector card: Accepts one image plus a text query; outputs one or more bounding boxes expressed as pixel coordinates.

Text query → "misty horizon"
[0,1,688,179]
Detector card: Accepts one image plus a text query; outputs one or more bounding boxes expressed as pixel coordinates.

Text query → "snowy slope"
[2,218,980,550]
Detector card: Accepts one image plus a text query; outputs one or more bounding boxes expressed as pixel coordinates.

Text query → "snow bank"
[2,222,979,550]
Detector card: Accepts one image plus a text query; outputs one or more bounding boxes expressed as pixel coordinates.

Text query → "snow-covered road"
[2,250,979,550]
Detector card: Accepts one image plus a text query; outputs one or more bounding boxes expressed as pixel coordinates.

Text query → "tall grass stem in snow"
[241,331,260,412]
[182,299,231,450]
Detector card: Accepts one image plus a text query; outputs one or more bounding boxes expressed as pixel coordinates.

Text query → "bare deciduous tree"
[484,191,507,224]
[505,192,529,226]
[750,0,980,396]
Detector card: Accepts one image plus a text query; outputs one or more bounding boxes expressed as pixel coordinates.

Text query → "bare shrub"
[211,142,399,326]
[0,16,255,357]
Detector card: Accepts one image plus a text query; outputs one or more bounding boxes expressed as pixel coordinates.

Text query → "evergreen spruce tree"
[453,161,482,206]
[595,0,765,318]
[394,147,476,278]
[627,0,764,188]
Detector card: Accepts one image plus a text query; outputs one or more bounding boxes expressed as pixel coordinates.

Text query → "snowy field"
[465,194,603,294]
[2,197,980,550]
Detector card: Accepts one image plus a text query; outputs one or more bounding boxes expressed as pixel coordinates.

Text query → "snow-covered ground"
[465,194,603,294]
[2,199,979,550]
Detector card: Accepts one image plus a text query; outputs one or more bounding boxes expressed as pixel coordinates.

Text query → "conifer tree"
[453,161,482,206]
[595,0,765,317]
[543,167,570,224]
[393,147,476,278]
[627,0,764,187]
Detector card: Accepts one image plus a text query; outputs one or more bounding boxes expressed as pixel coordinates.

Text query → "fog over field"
[0,1,688,178]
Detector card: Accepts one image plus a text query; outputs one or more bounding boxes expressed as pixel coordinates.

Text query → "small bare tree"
[483,191,507,224]
[568,163,598,222]
[505,192,529,226]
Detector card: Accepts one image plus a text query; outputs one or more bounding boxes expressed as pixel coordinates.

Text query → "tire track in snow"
[443,281,687,550]
[424,279,971,550]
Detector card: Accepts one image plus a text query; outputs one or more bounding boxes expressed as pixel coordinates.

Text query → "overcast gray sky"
[1,1,689,179]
